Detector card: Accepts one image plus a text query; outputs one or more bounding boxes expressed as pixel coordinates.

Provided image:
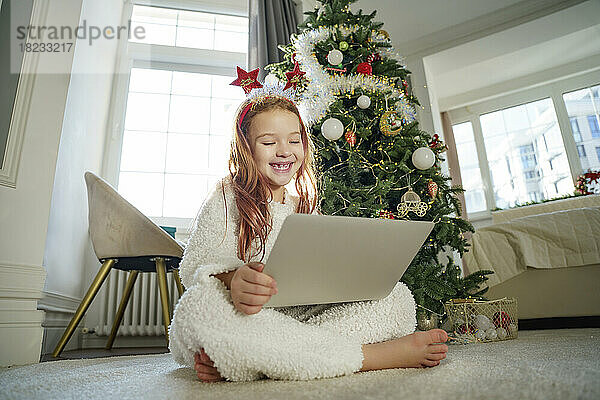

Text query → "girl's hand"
[230,262,278,315]
[194,349,223,382]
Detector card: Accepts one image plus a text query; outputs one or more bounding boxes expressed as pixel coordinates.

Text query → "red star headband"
[230,62,306,131]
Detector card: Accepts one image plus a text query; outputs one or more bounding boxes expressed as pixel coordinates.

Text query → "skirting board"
[0,263,47,367]
[38,290,169,354]
[38,290,84,355]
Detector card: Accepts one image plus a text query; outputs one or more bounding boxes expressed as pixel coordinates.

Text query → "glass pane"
[215,14,248,32]
[481,98,571,208]
[163,174,210,218]
[129,22,176,46]
[212,75,246,100]
[165,133,209,174]
[175,27,214,50]
[177,10,214,29]
[209,135,232,176]
[168,95,211,134]
[118,172,164,217]
[465,189,486,214]
[132,5,178,25]
[120,131,166,172]
[451,121,486,214]
[124,92,170,132]
[119,70,248,220]
[210,98,239,135]
[455,141,478,169]
[453,121,473,144]
[563,84,600,173]
[171,71,211,96]
[214,31,248,53]
[129,68,172,94]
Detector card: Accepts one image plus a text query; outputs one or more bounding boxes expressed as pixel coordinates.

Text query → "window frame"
[447,69,600,221]
[101,0,247,232]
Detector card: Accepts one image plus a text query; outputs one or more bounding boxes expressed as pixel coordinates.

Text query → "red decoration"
[345,130,356,147]
[427,180,438,198]
[493,311,512,329]
[575,170,600,195]
[429,133,447,152]
[283,61,306,91]
[356,62,373,75]
[366,52,381,63]
[230,66,262,94]
[456,323,476,335]
[378,210,395,219]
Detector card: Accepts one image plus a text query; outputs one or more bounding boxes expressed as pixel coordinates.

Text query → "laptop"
[263,214,434,308]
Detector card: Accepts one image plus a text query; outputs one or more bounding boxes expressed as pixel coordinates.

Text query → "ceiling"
[342,0,600,110]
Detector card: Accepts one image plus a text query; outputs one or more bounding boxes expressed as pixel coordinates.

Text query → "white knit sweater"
[169,177,417,381]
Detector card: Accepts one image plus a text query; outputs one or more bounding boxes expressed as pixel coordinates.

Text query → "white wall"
[0,0,83,366]
[38,0,126,354]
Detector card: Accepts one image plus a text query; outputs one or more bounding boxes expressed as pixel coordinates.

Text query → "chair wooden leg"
[105,270,139,350]
[172,269,185,297]
[52,259,116,357]
[155,257,171,345]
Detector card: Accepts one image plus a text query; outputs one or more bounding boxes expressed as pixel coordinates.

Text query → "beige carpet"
[1,328,599,400]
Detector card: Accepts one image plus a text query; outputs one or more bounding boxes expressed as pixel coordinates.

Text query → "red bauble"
[427,180,438,198]
[356,62,373,75]
[345,130,356,147]
[493,311,512,328]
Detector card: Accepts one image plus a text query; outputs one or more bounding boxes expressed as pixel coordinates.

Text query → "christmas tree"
[265,0,493,325]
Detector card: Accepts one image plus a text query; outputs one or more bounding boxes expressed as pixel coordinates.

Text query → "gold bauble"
[379,109,403,136]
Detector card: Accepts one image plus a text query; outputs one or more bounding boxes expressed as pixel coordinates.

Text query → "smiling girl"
[168,95,448,382]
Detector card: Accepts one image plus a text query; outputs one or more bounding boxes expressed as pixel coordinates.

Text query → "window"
[597,147,600,162]
[588,115,600,138]
[450,121,487,214]
[130,5,248,53]
[570,117,582,142]
[113,3,248,223]
[564,84,600,172]
[480,98,570,209]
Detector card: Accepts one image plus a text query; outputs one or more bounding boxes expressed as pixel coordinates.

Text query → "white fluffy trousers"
[169,278,417,381]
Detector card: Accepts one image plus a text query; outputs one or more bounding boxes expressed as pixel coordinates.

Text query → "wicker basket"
[443,297,518,343]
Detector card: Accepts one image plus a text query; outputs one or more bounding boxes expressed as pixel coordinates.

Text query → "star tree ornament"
[283,60,306,91]
[229,66,262,94]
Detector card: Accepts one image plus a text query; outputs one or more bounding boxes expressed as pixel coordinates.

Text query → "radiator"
[94,269,181,336]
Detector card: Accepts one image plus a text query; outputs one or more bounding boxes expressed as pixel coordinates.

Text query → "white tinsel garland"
[288,25,416,128]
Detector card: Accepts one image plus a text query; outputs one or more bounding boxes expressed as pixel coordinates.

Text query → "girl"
[168,95,449,382]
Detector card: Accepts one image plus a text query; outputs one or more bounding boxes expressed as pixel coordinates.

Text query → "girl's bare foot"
[361,329,449,371]
[194,349,224,382]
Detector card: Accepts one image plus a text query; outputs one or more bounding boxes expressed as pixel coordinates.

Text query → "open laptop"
[263,214,434,308]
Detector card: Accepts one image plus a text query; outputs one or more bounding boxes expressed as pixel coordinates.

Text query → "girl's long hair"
[226,96,319,262]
